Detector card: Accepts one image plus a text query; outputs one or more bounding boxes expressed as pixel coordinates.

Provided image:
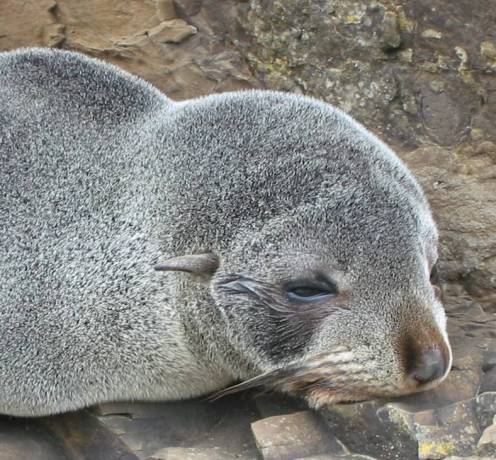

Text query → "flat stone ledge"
[146,447,236,460]
[251,410,344,460]
[295,454,378,460]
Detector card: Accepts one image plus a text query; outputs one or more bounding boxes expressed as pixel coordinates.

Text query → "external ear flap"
[154,253,219,277]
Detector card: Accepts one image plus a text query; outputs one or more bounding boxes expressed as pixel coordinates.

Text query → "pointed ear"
[154,253,219,277]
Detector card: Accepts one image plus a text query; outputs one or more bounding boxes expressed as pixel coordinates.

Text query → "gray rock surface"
[251,411,343,460]
[146,447,236,460]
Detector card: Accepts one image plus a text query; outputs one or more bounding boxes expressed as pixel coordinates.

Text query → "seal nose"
[409,348,447,384]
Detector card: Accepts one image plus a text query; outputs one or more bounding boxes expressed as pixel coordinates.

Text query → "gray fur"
[0,48,451,416]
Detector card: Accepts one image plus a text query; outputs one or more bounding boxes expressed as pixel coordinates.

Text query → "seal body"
[0,49,451,416]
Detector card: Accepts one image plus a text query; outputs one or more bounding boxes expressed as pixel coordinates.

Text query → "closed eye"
[430,262,440,286]
[285,278,338,303]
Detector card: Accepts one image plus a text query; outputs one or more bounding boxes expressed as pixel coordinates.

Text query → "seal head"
[160,91,452,407]
[0,49,451,414]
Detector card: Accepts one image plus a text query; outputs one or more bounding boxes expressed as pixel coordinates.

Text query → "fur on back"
[0,48,446,416]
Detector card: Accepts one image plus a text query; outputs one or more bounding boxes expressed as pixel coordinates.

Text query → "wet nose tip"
[410,348,447,384]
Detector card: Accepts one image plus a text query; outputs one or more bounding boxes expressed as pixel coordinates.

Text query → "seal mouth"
[210,346,377,407]
[210,346,447,408]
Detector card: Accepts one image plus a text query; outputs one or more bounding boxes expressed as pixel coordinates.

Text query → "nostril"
[410,348,446,384]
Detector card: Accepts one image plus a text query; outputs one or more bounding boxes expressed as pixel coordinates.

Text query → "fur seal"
[0,48,452,416]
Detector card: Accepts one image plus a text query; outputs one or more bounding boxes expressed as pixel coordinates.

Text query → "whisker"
[209,368,286,400]
[209,348,355,401]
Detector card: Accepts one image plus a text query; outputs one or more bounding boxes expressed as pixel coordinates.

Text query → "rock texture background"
[0,1,495,459]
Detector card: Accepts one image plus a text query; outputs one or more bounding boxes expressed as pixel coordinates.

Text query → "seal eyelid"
[429,262,442,299]
[285,278,339,303]
[429,262,440,286]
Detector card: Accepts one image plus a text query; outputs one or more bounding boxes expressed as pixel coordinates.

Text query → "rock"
[380,11,401,50]
[445,457,495,460]
[146,447,234,460]
[91,402,136,417]
[455,47,469,71]
[295,455,377,460]
[416,428,462,459]
[377,397,485,459]
[416,429,456,460]
[40,411,139,460]
[481,351,496,393]
[475,392,496,434]
[92,397,259,458]
[398,48,414,64]
[480,42,496,70]
[475,140,496,158]
[477,419,496,454]
[323,400,418,460]
[251,411,343,460]
[376,403,421,438]
[42,23,65,47]
[156,0,177,21]
[421,29,443,39]
[420,88,470,145]
[480,367,496,393]
[421,401,479,457]
[194,51,254,83]
[0,417,70,460]
[147,19,197,44]
[0,0,258,100]
[326,400,382,426]
[481,41,496,60]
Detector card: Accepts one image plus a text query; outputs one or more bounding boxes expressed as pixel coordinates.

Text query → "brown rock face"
[0,0,258,100]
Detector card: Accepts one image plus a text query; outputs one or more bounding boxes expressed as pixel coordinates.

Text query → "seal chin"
[304,367,451,409]
[211,345,452,407]
[304,389,370,409]
[303,383,403,409]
